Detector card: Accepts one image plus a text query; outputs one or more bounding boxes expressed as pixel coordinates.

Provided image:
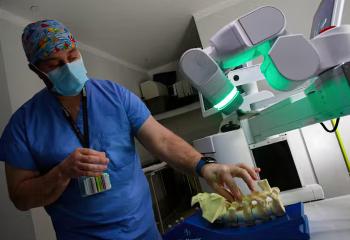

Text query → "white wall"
[336,115,350,172]
[0,18,46,240]
[0,44,13,133]
[0,10,148,240]
[0,19,44,111]
[301,122,350,198]
[0,37,36,240]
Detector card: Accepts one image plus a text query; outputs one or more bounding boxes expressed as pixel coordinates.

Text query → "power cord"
[320,118,340,133]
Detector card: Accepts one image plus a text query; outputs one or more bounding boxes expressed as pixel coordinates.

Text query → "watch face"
[202,157,217,163]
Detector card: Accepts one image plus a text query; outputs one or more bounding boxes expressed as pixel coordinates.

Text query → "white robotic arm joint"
[180,4,350,116]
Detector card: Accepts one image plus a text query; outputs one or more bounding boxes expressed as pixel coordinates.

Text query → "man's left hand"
[201,163,260,202]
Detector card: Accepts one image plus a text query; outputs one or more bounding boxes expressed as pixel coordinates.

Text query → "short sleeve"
[119,86,151,135]
[0,111,38,171]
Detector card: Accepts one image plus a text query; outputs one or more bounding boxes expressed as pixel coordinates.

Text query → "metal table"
[305,195,350,239]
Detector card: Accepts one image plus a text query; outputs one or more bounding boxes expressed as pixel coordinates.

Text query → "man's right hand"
[59,148,109,178]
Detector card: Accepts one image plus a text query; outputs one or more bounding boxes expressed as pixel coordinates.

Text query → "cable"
[331,119,350,173]
[320,118,340,133]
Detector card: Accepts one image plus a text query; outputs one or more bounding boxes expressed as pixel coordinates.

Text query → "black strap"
[60,87,90,148]
[320,118,340,133]
[81,87,89,148]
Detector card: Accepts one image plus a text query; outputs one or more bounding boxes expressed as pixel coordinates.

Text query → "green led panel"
[221,40,298,91]
[213,87,239,110]
[222,41,272,70]
[260,55,293,91]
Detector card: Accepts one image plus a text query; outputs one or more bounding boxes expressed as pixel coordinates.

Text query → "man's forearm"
[137,117,202,175]
[10,164,70,211]
[154,131,202,175]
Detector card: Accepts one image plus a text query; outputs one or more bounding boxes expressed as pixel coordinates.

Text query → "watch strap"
[195,156,217,177]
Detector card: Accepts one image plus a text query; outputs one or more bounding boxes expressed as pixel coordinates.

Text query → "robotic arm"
[180,4,350,142]
[180,6,287,115]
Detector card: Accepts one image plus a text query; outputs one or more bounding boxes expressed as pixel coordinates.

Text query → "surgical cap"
[22,19,77,64]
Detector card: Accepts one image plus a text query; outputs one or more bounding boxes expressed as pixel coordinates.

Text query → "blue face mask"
[47,58,88,96]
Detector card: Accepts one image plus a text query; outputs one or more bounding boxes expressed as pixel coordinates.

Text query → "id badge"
[79,173,112,197]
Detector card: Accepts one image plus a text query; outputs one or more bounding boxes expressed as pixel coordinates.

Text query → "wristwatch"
[195,156,217,177]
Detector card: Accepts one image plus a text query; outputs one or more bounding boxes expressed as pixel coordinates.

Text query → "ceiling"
[0,0,235,70]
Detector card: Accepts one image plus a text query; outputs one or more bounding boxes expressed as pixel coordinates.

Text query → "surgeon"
[0,20,260,239]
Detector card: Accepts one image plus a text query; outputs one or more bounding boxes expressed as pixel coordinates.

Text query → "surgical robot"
[179,4,350,144]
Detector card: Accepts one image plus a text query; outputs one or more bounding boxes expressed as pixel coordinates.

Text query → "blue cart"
[163,202,310,240]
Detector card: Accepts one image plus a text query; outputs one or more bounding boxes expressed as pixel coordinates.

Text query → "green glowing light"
[260,55,292,91]
[257,40,273,55]
[221,39,299,91]
[222,47,257,69]
[222,41,272,70]
[214,87,239,110]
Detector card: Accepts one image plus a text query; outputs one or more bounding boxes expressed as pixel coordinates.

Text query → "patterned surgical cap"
[22,19,77,64]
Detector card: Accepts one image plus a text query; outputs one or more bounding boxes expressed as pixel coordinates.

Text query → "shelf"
[143,162,168,174]
[154,102,200,121]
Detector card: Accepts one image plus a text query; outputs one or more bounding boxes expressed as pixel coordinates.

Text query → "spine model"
[191,179,286,226]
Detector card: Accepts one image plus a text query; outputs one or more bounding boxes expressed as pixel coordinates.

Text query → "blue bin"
[163,202,310,240]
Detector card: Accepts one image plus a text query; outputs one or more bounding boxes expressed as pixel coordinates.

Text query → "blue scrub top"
[0,79,162,240]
